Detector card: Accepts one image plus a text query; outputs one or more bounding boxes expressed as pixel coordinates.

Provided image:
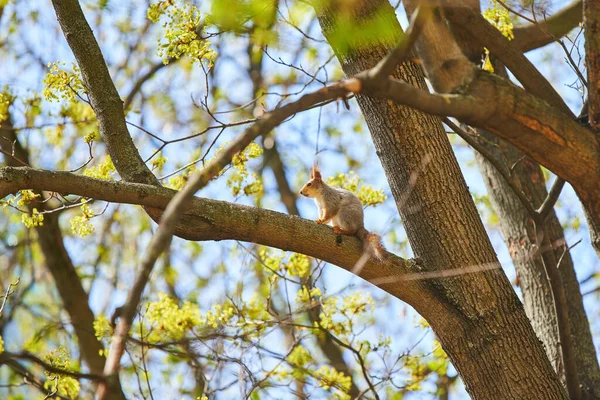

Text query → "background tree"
[0,0,598,399]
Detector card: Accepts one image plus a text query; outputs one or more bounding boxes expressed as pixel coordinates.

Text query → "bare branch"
[123,61,170,111]
[512,0,583,52]
[0,352,105,382]
[536,178,566,222]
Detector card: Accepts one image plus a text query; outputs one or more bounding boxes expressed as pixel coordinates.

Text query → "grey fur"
[315,185,364,233]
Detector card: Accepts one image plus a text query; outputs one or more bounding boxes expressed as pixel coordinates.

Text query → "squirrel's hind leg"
[332,226,354,235]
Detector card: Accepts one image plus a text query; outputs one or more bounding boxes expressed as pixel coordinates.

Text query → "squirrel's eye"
[307,183,312,187]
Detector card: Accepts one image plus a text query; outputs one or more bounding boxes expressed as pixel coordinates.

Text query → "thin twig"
[536,177,566,222]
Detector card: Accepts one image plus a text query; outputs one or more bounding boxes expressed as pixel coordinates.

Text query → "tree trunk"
[473,128,600,397]
[447,7,600,392]
[314,0,567,398]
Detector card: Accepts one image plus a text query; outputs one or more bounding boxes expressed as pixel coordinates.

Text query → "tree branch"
[0,352,105,382]
[442,0,573,117]
[512,0,583,52]
[537,178,566,222]
[51,0,157,185]
[123,61,170,111]
[0,166,426,298]
[403,0,475,93]
[347,71,600,193]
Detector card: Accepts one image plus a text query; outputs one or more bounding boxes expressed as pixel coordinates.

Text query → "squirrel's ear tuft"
[312,163,322,180]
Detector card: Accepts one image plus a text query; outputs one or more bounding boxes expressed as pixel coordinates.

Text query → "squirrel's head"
[300,163,323,198]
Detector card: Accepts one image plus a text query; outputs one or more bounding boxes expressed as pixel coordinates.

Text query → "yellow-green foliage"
[316,291,375,337]
[151,151,168,171]
[43,62,85,103]
[16,190,39,208]
[93,314,112,341]
[428,339,449,376]
[24,92,42,126]
[22,208,44,228]
[93,314,112,357]
[209,0,277,33]
[324,7,401,57]
[84,131,97,144]
[283,253,310,279]
[167,142,263,195]
[258,249,312,280]
[327,171,387,207]
[70,202,95,237]
[83,156,116,180]
[481,1,514,73]
[276,347,352,399]
[315,366,352,400]
[146,292,202,340]
[404,355,426,391]
[483,1,514,40]
[228,142,264,197]
[288,345,313,368]
[0,335,4,353]
[0,90,14,122]
[43,347,80,399]
[167,165,197,191]
[296,286,322,304]
[482,48,494,72]
[148,0,217,66]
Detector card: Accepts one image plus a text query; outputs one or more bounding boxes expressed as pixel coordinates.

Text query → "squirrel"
[300,164,387,261]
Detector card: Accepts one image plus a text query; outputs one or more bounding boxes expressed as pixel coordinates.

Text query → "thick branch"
[442,0,573,116]
[512,0,583,52]
[403,0,475,93]
[0,167,430,302]
[348,71,600,192]
[443,118,537,218]
[51,0,157,185]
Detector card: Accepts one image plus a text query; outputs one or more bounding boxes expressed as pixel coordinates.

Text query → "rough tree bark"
[314,0,566,398]
[472,126,600,397]
[448,3,600,389]
[445,1,600,393]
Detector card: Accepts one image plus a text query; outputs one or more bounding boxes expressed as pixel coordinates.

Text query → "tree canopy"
[0,0,598,399]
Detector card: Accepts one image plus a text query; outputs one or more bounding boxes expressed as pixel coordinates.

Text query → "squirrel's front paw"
[315,218,325,224]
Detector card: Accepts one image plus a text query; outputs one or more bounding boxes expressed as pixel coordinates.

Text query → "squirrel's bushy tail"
[356,228,387,261]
